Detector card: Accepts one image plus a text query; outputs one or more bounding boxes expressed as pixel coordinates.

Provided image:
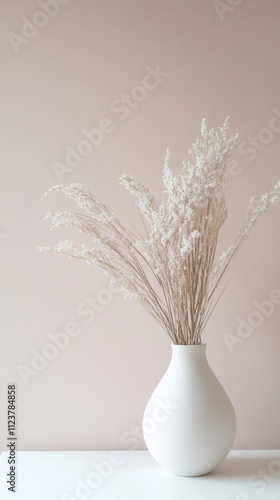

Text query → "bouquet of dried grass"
[39,118,280,344]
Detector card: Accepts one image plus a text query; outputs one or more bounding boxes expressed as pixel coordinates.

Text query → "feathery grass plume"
[38,118,280,344]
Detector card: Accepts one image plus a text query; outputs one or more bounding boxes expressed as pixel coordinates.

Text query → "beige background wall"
[0,0,280,452]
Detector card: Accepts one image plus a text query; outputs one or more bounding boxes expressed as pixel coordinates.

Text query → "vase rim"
[171,343,206,348]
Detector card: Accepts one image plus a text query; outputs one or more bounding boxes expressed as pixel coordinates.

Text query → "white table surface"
[0,450,280,499]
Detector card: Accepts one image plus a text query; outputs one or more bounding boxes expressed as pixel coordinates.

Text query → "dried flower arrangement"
[39,118,280,345]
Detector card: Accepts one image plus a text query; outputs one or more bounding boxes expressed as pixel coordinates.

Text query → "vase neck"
[170,344,207,365]
[171,343,206,353]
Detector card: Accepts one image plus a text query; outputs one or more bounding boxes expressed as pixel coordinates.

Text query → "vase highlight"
[142,344,236,476]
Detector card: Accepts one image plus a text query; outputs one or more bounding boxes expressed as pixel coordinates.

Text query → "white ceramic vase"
[142,343,236,476]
